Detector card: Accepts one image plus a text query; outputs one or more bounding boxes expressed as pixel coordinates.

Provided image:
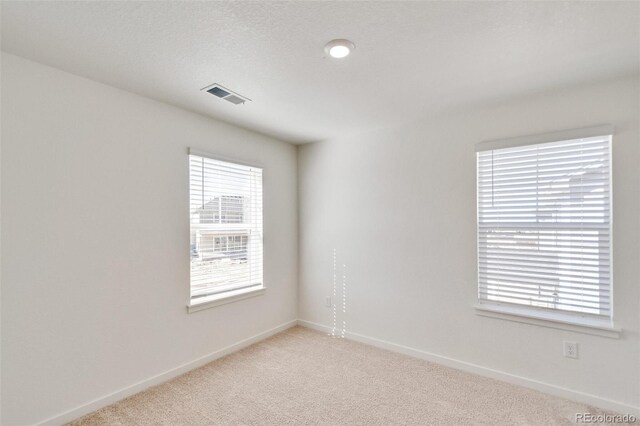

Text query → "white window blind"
[189,152,263,304]
[477,132,612,321]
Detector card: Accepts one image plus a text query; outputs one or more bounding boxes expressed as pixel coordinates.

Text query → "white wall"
[0,53,298,425]
[298,76,640,410]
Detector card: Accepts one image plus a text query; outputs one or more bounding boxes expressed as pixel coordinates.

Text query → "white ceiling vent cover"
[202,83,251,105]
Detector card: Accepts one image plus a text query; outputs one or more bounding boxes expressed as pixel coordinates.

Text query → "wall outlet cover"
[563,341,579,359]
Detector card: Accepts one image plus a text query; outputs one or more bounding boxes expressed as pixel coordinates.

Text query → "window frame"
[474,126,620,337]
[187,148,265,313]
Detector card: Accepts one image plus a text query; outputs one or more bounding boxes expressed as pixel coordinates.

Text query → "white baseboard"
[38,320,298,426]
[297,319,640,417]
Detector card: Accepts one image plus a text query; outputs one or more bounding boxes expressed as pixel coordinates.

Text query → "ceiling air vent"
[202,83,251,105]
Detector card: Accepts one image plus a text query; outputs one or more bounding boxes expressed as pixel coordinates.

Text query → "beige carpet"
[70,326,614,425]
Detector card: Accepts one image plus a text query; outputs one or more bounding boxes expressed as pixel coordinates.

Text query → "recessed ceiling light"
[325,39,355,59]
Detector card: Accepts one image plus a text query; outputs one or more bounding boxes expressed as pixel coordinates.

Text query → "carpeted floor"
[70,326,613,425]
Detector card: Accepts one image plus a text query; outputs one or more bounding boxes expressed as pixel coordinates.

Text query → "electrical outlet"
[325,296,332,308]
[563,341,579,359]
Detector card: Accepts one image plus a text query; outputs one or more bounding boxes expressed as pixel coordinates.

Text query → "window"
[189,151,263,307]
[476,127,612,326]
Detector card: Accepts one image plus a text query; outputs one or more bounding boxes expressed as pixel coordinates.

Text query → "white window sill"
[475,303,621,339]
[188,286,265,313]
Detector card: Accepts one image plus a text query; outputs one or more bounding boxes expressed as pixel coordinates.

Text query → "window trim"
[188,148,264,169]
[187,148,265,312]
[474,303,621,339]
[188,286,266,313]
[475,124,614,152]
[475,125,616,332]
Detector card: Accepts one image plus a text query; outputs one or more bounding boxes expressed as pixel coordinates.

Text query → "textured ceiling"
[2,1,639,144]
